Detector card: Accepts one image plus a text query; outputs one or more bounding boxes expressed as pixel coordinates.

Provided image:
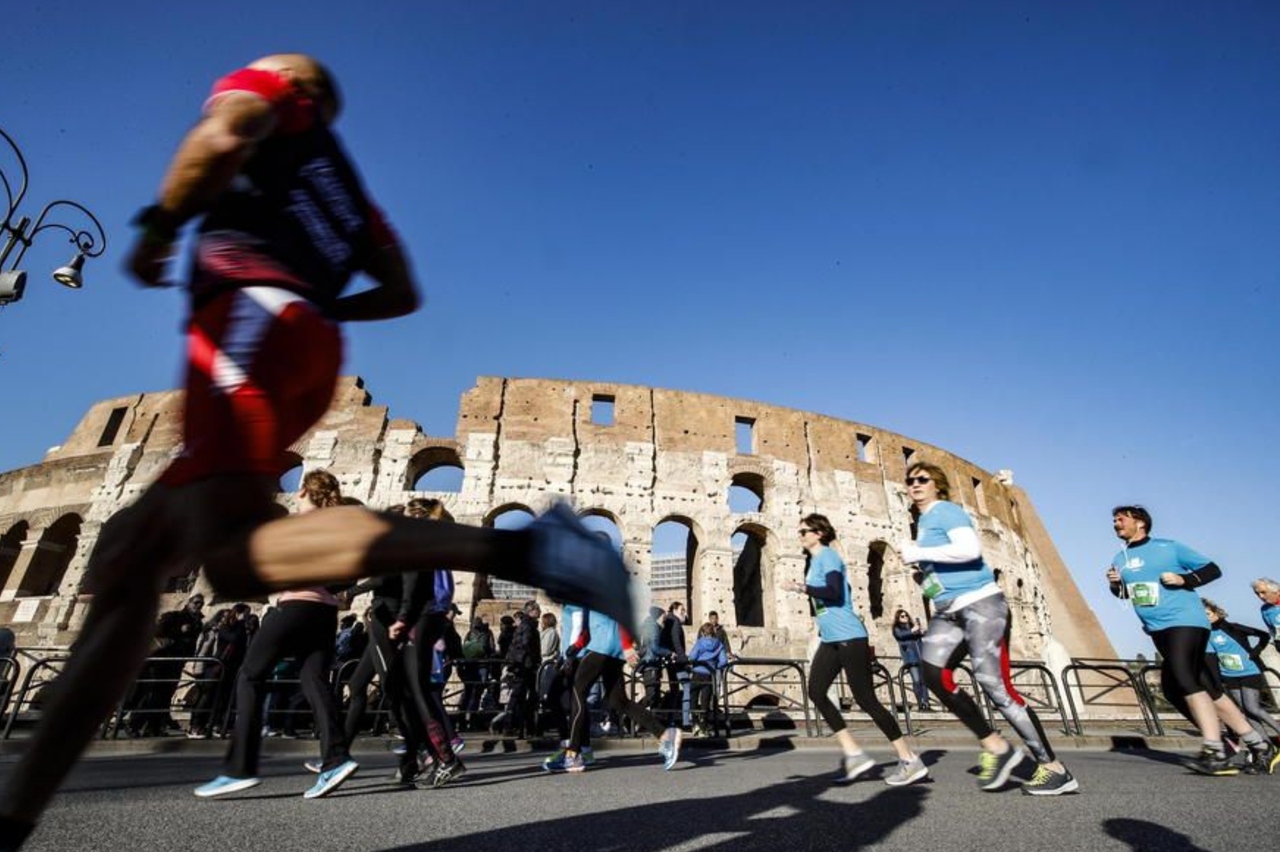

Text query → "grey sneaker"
[884,756,929,787]
[527,502,637,635]
[1021,764,1079,796]
[977,745,1025,791]
[839,751,876,782]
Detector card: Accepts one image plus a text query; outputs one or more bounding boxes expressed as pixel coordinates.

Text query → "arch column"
[0,525,48,600]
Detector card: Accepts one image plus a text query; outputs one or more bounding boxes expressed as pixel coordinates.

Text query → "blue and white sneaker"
[527,502,637,635]
[194,775,261,798]
[303,759,359,799]
[661,728,683,771]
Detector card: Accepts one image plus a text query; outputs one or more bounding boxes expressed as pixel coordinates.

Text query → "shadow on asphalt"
[1103,818,1210,852]
[372,770,932,852]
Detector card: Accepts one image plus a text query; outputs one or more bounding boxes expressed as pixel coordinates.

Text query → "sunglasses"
[906,476,932,486]
[798,528,816,535]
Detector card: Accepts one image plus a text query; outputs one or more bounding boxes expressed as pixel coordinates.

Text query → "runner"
[1202,599,1280,772]
[194,469,358,799]
[0,54,632,851]
[1253,578,1280,639]
[901,463,1076,795]
[783,514,926,786]
[545,580,680,774]
[1106,505,1271,776]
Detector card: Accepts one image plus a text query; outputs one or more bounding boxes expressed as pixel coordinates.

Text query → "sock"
[1240,730,1268,751]
[1203,740,1225,755]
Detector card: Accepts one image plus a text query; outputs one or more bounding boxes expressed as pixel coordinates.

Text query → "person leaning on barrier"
[892,609,932,712]
[687,623,728,736]
[126,593,206,737]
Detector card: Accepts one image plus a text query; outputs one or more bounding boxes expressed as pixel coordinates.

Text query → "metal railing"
[720,656,813,737]
[1060,661,1158,736]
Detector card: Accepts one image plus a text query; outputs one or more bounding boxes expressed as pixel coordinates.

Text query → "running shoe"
[662,728,683,771]
[185,729,209,740]
[1021,765,1079,796]
[977,745,1025,791]
[527,502,637,634]
[1186,748,1238,777]
[1243,744,1279,776]
[194,775,261,798]
[543,750,572,773]
[430,758,466,788]
[564,752,587,773]
[303,759,359,799]
[838,751,876,782]
[303,759,322,774]
[884,756,928,787]
[393,760,421,785]
[451,736,466,755]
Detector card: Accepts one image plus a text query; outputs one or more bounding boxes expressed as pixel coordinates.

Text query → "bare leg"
[0,489,179,823]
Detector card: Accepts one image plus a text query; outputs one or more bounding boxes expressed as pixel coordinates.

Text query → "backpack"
[461,632,488,660]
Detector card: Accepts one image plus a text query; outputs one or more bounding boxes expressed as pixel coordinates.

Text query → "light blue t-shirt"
[561,603,585,657]
[915,501,996,605]
[1207,627,1262,678]
[805,547,867,643]
[1262,603,1280,640]
[585,609,627,660]
[1110,538,1212,632]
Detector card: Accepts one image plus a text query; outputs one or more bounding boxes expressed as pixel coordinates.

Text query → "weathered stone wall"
[0,376,1116,668]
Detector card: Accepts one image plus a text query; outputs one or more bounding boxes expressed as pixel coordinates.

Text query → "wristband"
[132,204,181,246]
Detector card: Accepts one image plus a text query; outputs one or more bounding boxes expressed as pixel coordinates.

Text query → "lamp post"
[0,126,107,306]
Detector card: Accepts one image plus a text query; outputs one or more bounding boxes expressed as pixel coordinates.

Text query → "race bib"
[1128,582,1160,607]
[1220,653,1245,672]
[921,573,946,601]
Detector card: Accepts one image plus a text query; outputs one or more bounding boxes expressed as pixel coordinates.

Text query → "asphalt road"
[2,743,1273,852]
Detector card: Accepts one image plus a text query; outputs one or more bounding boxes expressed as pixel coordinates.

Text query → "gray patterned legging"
[921,593,1056,764]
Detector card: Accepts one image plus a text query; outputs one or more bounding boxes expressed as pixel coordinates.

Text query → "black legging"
[341,609,423,757]
[1152,626,1221,714]
[225,601,349,777]
[403,611,457,762]
[807,639,902,741]
[568,651,666,752]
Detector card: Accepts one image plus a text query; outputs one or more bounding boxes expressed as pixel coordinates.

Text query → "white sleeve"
[901,526,982,565]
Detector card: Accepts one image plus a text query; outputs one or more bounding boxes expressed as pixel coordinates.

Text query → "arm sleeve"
[568,612,590,656]
[397,571,431,624]
[901,525,982,565]
[806,569,845,604]
[1179,562,1221,590]
[1224,621,1271,657]
[620,628,635,654]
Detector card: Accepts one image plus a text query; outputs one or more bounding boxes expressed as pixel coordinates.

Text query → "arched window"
[483,506,536,601]
[866,541,887,621]
[728,472,764,513]
[651,519,698,615]
[731,526,766,628]
[278,455,304,495]
[408,446,465,494]
[0,522,29,592]
[21,514,82,597]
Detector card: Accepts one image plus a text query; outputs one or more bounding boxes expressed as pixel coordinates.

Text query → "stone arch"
[0,520,29,592]
[866,540,888,621]
[278,452,304,494]
[651,515,705,622]
[407,443,464,493]
[479,505,536,602]
[728,471,765,513]
[21,514,82,597]
[731,521,775,628]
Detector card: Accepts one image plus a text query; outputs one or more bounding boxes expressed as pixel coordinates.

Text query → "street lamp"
[0,126,107,306]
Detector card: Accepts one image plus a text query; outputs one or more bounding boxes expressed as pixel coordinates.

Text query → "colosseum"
[0,376,1114,666]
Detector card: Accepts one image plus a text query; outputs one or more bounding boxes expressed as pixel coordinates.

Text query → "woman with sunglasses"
[899,463,1076,796]
[783,514,926,786]
[892,609,932,712]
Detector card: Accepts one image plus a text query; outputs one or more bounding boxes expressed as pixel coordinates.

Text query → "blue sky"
[2,2,1277,657]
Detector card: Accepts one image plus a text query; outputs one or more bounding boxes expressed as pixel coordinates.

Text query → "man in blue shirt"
[1252,578,1280,639]
[1106,505,1277,775]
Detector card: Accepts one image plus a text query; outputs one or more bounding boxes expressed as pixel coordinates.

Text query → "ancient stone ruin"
[0,376,1114,665]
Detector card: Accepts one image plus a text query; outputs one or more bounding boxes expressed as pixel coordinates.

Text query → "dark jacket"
[507,616,541,673]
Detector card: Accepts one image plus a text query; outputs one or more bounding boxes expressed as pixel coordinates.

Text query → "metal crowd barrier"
[3,653,70,739]
[1060,661,1158,736]
[104,655,226,739]
[720,656,813,737]
[0,656,18,721]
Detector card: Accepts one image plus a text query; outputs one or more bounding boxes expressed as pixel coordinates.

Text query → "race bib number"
[921,573,946,601]
[1128,582,1160,607]
[1220,653,1245,672]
